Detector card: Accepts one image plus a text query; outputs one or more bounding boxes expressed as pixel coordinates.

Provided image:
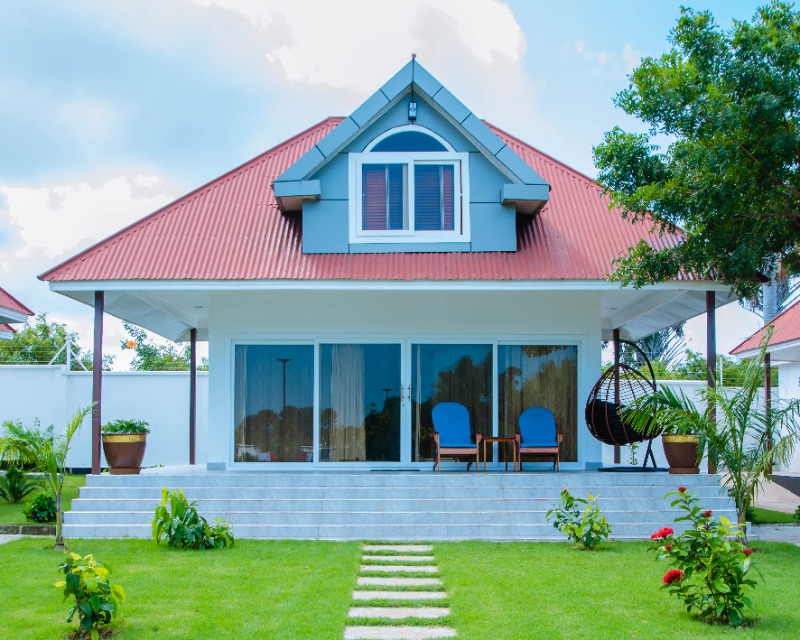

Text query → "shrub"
[101,419,149,434]
[794,505,800,524]
[55,552,125,640]
[649,487,759,626]
[546,488,611,549]
[152,488,234,549]
[25,492,56,523]
[0,465,41,503]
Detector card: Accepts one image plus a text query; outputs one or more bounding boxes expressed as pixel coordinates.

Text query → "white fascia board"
[0,307,30,324]
[734,337,800,361]
[49,279,733,294]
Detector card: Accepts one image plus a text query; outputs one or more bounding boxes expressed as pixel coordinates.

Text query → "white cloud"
[55,94,124,145]
[185,0,525,92]
[574,40,613,66]
[0,175,173,259]
[574,39,642,76]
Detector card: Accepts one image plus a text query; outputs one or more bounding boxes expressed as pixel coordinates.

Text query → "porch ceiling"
[52,280,734,344]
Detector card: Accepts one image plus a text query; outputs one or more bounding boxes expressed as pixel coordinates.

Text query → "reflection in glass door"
[319,344,402,462]
[410,344,492,462]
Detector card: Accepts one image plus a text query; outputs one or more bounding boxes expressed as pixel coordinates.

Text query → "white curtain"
[329,345,366,461]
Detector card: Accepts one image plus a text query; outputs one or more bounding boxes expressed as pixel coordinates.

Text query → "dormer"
[273,59,549,254]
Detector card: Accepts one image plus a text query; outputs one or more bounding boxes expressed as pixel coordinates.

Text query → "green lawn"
[750,506,798,525]
[0,473,86,525]
[1,537,798,639]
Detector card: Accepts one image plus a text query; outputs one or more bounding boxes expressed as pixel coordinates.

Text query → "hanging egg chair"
[585,340,660,447]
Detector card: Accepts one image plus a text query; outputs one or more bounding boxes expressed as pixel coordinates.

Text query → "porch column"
[613,328,621,464]
[706,292,717,474]
[189,328,197,465]
[91,291,104,475]
[765,352,772,473]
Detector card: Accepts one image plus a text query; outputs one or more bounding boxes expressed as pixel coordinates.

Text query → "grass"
[435,540,800,639]
[0,473,86,525]
[749,506,798,525]
[1,538,798,639]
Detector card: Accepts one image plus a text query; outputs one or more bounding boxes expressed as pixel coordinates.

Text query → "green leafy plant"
[546,488,611,549]
[101,419,150,434]
[0,406,92,549]
[55,552,125,640]
[0,465,41,503]
[25,492,56,523]
[650,487,759,626]
[794,505,800,524]
[152,488,234,549]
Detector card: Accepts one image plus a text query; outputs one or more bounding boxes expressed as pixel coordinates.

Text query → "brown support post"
[706,292,717,474]
[765,352,772,474]
[189,328,197,465]
[613,328,621,464]
[91,291,104,475]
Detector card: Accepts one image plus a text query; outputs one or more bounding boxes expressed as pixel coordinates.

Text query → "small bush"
[101,419,149,434]
[546,488,611,549]
[0,465,41,503]
[55,552,125,640]
[25,492,56,523]
[649,487,759,626]
[152,488,234,549]
[794,505,800,524]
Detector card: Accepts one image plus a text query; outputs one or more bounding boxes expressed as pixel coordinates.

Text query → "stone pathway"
[344,543,456,640]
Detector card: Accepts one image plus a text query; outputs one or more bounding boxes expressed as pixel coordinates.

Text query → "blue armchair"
[516,406,563,471]
[431,402,482,471]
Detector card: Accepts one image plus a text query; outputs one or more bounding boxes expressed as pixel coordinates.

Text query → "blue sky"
[0,0,768,365]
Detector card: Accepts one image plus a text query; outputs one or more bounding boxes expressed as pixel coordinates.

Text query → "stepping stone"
[344,627,456,639]
[357,577,442,587]
[349,607,450,619]
[362,555,434,562]
[352,591,447,601]
[361,565,437,573]
[363,545,433,553]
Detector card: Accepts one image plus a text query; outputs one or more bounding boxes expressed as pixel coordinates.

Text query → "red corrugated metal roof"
[0,287,34,315]
[40,117,689,283]
[0,323,15,334]
[730,300,800,354]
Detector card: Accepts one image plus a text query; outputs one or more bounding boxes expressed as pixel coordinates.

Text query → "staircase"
[63,471,735,540]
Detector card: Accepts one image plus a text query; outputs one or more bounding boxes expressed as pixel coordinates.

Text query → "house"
[0,287,33,341]
[731,299,800,473]
[39,59,734,473]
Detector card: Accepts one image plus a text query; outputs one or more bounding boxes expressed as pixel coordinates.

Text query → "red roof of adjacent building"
[40,118,689,283]
[730,299,800,355]
[0,287,34,316]
[0,323,15,334]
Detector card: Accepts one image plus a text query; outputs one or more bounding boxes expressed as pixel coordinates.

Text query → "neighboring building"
[40,60,733,471]
[731,299,800,473]
[0,287,33,341]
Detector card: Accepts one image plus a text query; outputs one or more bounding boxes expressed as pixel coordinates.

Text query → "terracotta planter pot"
[102,434,147,475]
[662,434,699,474]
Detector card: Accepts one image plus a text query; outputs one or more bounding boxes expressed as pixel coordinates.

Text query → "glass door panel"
[411,343,492,462]
[233,345,314,463]
[498,345,578,462]
[319,344,401,462]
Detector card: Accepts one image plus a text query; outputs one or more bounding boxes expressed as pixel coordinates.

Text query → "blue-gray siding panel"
[470,203,517,252]
[275,146,325,183]
[302,200,349,253]
[380,61,414,102]
[317,155,349,201]
[469,153,505,203]
[315,117,360,158]
[431,87,471,124]
[412,63,443,99]
[496,145,548,186]
[350,89,391,128]
[462,114,506,156]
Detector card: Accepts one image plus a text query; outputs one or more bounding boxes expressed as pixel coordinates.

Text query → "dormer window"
[349,126,469,244]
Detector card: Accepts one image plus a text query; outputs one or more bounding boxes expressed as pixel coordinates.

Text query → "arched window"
[350,126,469,244]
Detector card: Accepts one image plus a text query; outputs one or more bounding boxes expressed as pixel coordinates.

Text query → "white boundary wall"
[0,365,793,472]
[0,366,208,469]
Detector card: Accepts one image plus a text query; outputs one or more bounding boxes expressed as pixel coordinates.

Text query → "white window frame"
[349,126,470,244]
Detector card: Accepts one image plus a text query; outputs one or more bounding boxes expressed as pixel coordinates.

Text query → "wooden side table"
[481,436,518,472]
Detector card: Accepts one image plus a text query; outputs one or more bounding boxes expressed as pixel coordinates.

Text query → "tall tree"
[594,2,800,299]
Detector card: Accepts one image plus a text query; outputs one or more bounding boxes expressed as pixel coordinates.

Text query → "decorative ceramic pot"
[662,434,699,474]
[102,434,147,475]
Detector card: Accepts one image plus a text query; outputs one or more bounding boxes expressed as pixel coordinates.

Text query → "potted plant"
[101,419,149,475]
[622,386,704,474]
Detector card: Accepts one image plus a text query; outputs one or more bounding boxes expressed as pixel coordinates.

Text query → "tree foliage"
[0,313,111,370]
[594,2,800,298]
[122,323,208,372]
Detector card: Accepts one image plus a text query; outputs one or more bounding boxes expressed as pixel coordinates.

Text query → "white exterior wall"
[206,289,603,469]
[0,366,208,469]
[777,362,800,472]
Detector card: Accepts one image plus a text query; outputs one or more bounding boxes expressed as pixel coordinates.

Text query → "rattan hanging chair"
[585,341,660,447]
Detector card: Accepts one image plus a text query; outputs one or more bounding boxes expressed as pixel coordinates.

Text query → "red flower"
[651,527,675,540]
[664,544,673,551]
[663,569,685,585]
[703,510,713,518]
[743,548,754,557]
[678,486,688,493]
